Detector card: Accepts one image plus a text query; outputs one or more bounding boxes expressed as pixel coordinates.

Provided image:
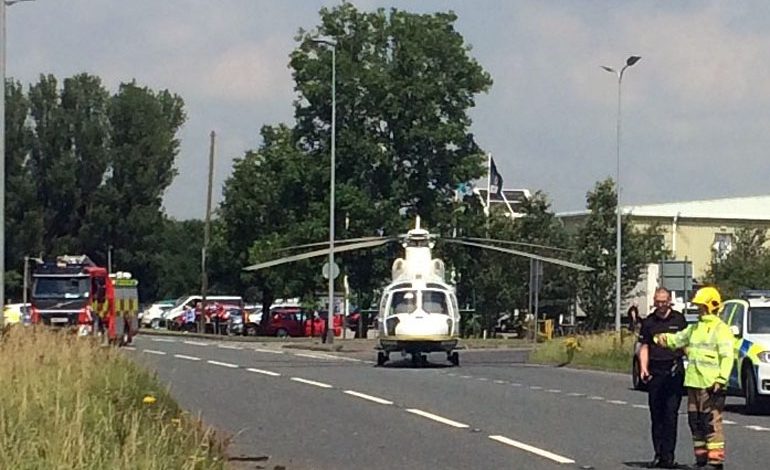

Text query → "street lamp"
[0,0,36,327]
[310,37,337,344]
[601,55,641,333]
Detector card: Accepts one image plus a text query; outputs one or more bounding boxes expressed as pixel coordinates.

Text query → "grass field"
[0,326,227,470]
[529,331,635,373]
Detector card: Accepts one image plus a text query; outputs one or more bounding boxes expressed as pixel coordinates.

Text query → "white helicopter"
[244,217,592,367]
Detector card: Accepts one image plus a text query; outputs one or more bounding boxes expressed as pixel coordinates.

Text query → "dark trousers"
[647,368,684,462]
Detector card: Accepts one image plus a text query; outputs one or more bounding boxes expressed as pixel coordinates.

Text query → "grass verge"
[529,331,635,373]
[0,326,227,470]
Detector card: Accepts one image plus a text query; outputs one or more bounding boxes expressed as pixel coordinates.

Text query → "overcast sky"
[9,1,770,220]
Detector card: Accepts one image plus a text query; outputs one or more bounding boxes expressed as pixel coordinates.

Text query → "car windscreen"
[748,307,770,334]
[33,276,90,299]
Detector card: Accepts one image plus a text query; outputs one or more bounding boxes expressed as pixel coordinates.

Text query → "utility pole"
[107,245,113,274]
[200,130,215,334]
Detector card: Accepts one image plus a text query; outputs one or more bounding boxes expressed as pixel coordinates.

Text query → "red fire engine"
[30,255,139,345]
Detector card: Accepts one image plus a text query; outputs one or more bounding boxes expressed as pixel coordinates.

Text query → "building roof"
[558,195,770,221]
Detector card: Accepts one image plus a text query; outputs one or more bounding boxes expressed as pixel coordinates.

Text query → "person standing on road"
[639,287,687,469]
[655,286,734,470]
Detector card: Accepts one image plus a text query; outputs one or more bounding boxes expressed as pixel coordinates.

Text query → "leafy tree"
[706,228,770,298]
[575,179,668,327]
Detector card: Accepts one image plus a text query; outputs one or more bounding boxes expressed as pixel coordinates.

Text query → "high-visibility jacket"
[657,314,734,388]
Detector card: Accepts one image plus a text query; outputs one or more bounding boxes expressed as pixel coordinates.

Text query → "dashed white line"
[459,375,473,379]
[183,340,209,346]
[546,389,562,393]
[607,400,628,405]
[252,348,284,355]
[477,377,489,382]
[405,409,469,428]
[745,425,770,431]
[510,383,522,387]
[290,377,333,389]
[174,354,201,361]
[447,373,457,377]
[123,346,136,351]
[723,419,737,425]
[344,390,393,405]
[494,380,507,384]
[294,353,328,359]
[529,386,543,390]
[566,392,585,397]
[246,368,281,377]
[489,435,575,464]
[588,396,604,400]
[150,338,176,343]
[632,404,648,409]
[143,349,167,355]
[207,360,238,368]
[217,344,242,350]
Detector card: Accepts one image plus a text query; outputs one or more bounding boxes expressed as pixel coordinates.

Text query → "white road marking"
[566,392,585,397]
[123,346,136,351]
[252,348,284,354]
[607,400,628,405]
[143,349,166,355]
[745,425,770,431]
[207,360,238,368]
[529,386,543,390]
[151,338,176,343]
[489,435,575,464]
[405,409,469,428]
[510,383,522,387]
[447,373,457,377]
[723,419,737,425]
[174,354,201,361]
[344,390,393,405]
[217,344,242,350]
[588,396,604,400]
[494,380,507,384]
[246,368,281,377]
[546,389,562,393]
[477,377,489,381]
[459,375,473,379]
[183,340,209,346]
[632,404,648,409]
[290,377,333,389]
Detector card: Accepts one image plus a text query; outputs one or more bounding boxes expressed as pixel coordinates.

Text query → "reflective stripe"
[706,442,725,450]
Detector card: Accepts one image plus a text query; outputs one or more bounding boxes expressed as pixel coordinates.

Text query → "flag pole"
[485,153,492,216]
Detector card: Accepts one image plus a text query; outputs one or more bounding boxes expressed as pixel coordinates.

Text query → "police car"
[722,291,770,414]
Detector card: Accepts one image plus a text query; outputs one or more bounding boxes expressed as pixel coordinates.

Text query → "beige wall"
[560,215,770,280]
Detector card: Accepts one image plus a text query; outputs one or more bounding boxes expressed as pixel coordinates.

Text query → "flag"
[489,158,504,196]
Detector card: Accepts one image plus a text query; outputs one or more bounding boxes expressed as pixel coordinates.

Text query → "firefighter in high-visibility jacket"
[655,287,734,470]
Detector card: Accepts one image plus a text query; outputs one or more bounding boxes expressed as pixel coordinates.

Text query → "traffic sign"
[322,262,340,280]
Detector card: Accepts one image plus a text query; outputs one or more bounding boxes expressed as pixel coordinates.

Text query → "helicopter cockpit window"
[422,290,449,315]
[391,291,418,315]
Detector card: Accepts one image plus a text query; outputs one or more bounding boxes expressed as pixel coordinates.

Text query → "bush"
[530,331,634,372]
[0,327,227,469]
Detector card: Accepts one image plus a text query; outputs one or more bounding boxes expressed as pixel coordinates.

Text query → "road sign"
[322,262,340,280]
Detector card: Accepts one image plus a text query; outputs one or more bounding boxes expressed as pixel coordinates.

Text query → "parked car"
[164,295,243,326]
[2,303,30,325]
[139,301,175,329]
[722,294,770,414]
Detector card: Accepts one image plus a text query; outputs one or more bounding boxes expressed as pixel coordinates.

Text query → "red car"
[262,308,343,338]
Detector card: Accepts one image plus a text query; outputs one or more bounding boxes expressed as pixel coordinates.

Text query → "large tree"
[575,179,668,327]
[216,4,493,312]
[706,228,770,298]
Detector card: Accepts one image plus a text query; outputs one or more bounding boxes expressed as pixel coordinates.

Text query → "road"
[129,336,770,470]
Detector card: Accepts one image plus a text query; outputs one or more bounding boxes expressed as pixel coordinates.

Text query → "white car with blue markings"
[721,294,770,414]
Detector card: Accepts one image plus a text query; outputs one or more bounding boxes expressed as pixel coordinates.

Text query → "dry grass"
[529,331,635,373]
[0,326,227,470]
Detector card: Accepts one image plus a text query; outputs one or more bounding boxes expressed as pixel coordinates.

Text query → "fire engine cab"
[30,255,139,345]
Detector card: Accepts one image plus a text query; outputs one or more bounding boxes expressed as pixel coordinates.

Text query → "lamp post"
[311,37,337,344]
[0,0,35,327]
[601,55,641,333]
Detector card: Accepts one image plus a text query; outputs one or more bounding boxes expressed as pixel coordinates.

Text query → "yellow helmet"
[691,286,722,314]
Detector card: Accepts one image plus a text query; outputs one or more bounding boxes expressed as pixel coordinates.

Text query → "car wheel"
[276,328,289,338]
[744,368,770,414]
[245,324,258,336]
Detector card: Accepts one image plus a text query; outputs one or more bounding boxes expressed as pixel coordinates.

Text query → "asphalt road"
[129,336,770,470]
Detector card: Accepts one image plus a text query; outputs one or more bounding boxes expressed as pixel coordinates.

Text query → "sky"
[9,0,770,220]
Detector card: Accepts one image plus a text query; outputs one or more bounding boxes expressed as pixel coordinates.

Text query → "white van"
[163,295,244,325]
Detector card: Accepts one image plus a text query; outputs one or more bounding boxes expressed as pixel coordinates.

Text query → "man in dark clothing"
[639,287,687,469]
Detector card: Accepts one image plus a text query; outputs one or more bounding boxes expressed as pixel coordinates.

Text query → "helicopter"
[243,217,592,367]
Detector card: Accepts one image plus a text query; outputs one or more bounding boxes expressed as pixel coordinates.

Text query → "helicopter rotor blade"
[459,237,576,253]
[244,238,396,272]
[444,239,593,272]
[275,236,389,252]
